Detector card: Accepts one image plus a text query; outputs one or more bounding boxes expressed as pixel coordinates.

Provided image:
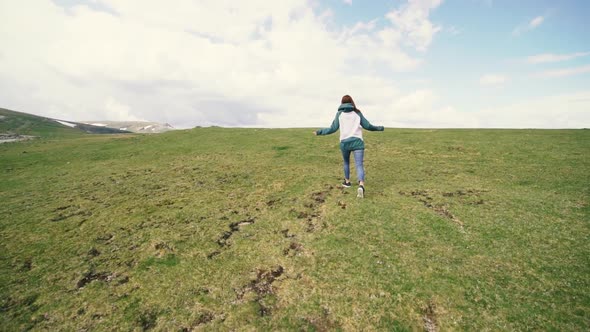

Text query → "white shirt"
[338,111,363,142]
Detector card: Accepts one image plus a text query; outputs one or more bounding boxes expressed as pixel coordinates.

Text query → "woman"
[314,95,384,198]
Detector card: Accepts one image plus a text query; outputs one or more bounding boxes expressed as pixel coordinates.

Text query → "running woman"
[313,95,384,198]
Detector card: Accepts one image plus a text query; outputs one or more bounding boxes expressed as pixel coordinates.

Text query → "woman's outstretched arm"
[357,111,384,131]
[315,112,341,135]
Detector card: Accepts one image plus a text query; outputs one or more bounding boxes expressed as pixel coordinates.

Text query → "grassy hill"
[0,108,130,138]
[0,127,588,331]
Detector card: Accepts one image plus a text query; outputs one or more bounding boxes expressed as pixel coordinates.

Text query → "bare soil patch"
[399,190,465,231]
[422,300,438,332]
[235,266,285,317]
[216,217,256,247]
[0,133,37,144]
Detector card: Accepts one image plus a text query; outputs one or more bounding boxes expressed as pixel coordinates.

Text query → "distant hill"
[81,121,175,133]
[0,108,131,140]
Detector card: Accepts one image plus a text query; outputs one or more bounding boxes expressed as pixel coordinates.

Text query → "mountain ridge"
[81,121,175,133]
[0,108,175,141]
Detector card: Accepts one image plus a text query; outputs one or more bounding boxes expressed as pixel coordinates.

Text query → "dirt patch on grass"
[50,205,92,222]
[422,300,438,332]
[138,308,159,331]
[154,242,172,250]
[283,242,303,256]
[95,233,114,243]
[250,266,284,297]
[216,217,256,247]
[399,190,465,231]
[20,258,33,271]
[87,248,100,257]
[442,189,480,197]
[206,251,221,259]
[181,311,216,330]
[280,229,295,238]
[442,189,487,205]
[216,231,232,247]
[230,218,255,231]
[296,186,336,233]
[77,271,113,289]
[294,210,318,220]
[311,191,328,204]
[194,311,214,325]
[0,133,37,144]
[76,270,129,289]
[236,266,285,316]
[154,241,174,257]
[304,306,340,331]
[180,311,215,332]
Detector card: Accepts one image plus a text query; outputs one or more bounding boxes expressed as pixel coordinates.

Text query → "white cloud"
[103,97,144,122]
[479,74,507,85]
[536,65,590,78]
[0,0,446,128]
[513,15,545,36]
[385,0,443,52]
[526,52,590,64]
[372,89,479,128]
[529,16,544,28]
[478,91,590,128]
[343,0,352,5]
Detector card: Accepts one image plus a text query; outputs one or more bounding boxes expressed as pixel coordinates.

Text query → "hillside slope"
[0,128,588,331]
[0,108,130,138]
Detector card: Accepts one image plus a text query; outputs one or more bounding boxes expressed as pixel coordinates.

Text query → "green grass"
[1,128,588,331]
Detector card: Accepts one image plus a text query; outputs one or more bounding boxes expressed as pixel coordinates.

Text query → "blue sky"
[0,0,588,128]
[426,1,589,104]
[329,0,590,125]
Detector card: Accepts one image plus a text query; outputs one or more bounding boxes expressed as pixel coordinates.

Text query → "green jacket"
[316,103,384,151]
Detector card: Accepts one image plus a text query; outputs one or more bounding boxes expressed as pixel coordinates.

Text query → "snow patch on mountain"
[55,120,77,128]
[82,121,175,133]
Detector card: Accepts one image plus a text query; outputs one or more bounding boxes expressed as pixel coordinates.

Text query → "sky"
[0,0,589,128]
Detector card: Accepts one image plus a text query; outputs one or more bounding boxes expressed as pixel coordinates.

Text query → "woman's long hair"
[341,95,359,111]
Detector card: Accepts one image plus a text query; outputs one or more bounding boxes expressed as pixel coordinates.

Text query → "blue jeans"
[342,149,365,182]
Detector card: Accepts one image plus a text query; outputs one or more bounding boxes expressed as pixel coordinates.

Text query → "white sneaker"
[357,185,365,198]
